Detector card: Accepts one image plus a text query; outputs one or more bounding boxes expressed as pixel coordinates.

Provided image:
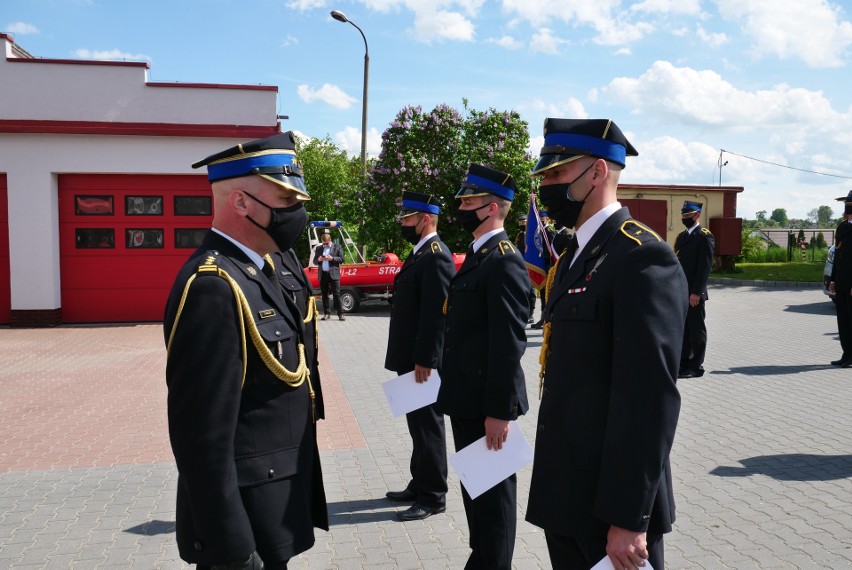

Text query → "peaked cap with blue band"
[191,131,309,200]
[682,200,703,215]
[532,118,638,176]
[455,163,517,201]
[835,190,852,203]
[398,190,442,217]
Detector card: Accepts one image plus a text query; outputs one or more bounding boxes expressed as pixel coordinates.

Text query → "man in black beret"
[164,131,328,570]
[829,191,852,367]
[384,191,455,521]
[437,164,529,570]
[526,119,687,570]
[675,201,715,378]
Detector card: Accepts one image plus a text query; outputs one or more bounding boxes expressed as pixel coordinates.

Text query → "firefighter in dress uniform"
[525,119,687,570]
[829,190,852,367]
[437,164,530,570]
[383,191,455,521]
[164,132,328,570]
[674,200,715,379]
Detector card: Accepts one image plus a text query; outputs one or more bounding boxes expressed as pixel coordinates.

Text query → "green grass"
[711,262,824,283]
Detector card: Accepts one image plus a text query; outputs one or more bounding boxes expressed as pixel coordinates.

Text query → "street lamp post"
[331,10,369,175]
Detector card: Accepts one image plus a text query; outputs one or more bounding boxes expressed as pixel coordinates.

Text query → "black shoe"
[678,370,697,379]
[339,315,346,321]
[831,357,849,366]
[385,488,416,502]
[396,503,446,521]
[843,361,852,368]
[530,320,544,330]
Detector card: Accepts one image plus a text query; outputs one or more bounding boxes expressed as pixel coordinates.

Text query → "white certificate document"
[448,421,533,499]
[381,370,441,417]
[591,556,655,570]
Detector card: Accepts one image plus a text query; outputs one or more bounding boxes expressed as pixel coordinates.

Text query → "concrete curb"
[709,277,822,289]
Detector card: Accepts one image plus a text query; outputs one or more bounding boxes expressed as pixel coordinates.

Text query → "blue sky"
[6,0,852,220]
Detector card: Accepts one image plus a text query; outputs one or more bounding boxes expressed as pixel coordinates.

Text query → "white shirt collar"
[687,222,700,235]
[413,231,438,254]
[472,227,504,252]
[212,227,267,269]
[573,202,622,260]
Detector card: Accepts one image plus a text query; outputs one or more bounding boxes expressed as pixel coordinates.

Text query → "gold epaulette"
[620,220,662,246]
[431,242,444,254]
[442,297,448,315]
[498,240,516,255]
[701,227,712,236]
[197,252,222,273]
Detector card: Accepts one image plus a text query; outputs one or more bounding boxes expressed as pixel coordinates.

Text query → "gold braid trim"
[538,251,566,400]
[214,267,314,418]
[168,268,248,387]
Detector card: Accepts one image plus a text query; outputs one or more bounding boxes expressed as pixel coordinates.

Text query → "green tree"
[367,102,535,254]
[770,208,788,226]
[817,205,834,227]
[296,135,363,262]
[755,210,768,226]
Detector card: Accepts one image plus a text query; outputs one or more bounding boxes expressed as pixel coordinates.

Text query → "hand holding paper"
[382,370,441,417]
[448,421,533,499]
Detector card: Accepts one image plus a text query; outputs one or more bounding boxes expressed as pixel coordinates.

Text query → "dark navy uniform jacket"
[437,230,529,421]
[384,234,455,373]
[164,231,328,566]
[526,207,687,538]
[832,221,852,290]
[674,224,715,300]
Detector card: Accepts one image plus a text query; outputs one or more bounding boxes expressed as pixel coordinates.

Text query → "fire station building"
[0,33,280,326]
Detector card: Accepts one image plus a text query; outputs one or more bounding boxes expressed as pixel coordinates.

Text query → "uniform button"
[547,350,551,358]
[445,326,450,332]
[268,469,275,478]
[274,330,282,337]
[570,307,578,315]
[194,541,203,551]
[538,424,545,433]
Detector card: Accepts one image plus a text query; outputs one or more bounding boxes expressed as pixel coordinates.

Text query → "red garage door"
[59,174,212,323]
[0,175,9,324]
[621,199,668,240]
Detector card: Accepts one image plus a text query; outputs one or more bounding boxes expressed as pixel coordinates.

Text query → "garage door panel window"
[175,228,207,249]
[75,195,114,216]
[126,196,163,216]
[76,228,115,249]
[126,228,164,248]
[174,195,212,216]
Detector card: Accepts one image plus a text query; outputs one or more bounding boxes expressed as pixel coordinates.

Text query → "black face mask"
[457,202,493,233]
[845,204,852,216]
[400,217,423,245]
[538,163,596,229]
[244,192,308,252]
[682,216,697,228]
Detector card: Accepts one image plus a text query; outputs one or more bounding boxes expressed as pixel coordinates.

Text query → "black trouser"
[319,271,341,316]
[680,300,707,373]
[403,397,448,508]
[449,416,516,570]
[528,286,536,320]
[544,531,664,570]
[836,285,852,358]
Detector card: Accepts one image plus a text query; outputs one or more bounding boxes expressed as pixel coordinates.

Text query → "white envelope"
[448,421,533,499]
[381,370,441,417]
[591,555,655,570]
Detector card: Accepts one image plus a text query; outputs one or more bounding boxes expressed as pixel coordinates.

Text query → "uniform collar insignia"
[585,254,607,282]
[247,266,258,276]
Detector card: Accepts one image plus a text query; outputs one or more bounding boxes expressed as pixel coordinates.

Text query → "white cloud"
[411,9,476,42]
[530,28,565,54]
[74,48,151,62]
[335,126,383,159]
[501,0,654,46]
[486,35,524,49]
[631,0,701,15]
[696,25,727,48]
[605,60,843,128]
[297,83,357,109]
[715,0,852,67]
[6,22,39,35]
[286,0,327,10]
[281,35,299,48]
[614,47,631,56]
[624,136,719,182]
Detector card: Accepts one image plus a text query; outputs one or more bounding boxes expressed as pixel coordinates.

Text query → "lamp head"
[331,10,349,23]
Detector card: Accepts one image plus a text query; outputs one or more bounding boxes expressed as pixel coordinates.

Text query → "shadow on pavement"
[710,364,834,376]
[328,498,403,525]
[710,453,852,481]
[783,301,836,315]
[124,520,175,535]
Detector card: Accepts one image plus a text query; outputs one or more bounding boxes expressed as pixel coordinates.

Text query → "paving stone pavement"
[0,285,850,569]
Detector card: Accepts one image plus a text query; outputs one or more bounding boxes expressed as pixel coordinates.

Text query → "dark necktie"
[564,235,579,267]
